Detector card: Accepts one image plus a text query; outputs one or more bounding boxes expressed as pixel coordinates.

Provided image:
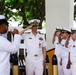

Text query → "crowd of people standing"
[52,27,76,75]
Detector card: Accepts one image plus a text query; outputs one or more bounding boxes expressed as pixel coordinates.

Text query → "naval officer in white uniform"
[52,27,64,75]
[60,28,71,75]
[21,19,47,75]
[68,28,76,75]
[0,15,22,75]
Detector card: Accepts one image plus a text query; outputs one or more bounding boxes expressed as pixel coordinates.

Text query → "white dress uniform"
[68,28,76,75]
[69,41,76,75]
[60,39,71,75]
[54,37,64,75]
[0,34,21,75]
[22,32,46,75]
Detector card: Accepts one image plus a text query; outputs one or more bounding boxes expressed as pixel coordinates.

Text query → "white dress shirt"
[22,32,46,56]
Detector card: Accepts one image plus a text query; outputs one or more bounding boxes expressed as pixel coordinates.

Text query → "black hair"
[0,19,9,26]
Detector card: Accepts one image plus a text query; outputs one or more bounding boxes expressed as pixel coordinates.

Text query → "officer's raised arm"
[19,25,33,35]
[0,28,22,53]
[0,15,22,75]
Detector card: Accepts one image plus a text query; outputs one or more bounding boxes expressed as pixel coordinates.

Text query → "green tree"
[0,0,45,28]
[74,0,76,19]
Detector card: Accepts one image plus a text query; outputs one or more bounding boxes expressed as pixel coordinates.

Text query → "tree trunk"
[0,0,5,14]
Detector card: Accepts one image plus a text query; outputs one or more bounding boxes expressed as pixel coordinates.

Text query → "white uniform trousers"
[62,57,71,75]
[57,56,64,75]
[71,63,76,75]
[26,55,43,75]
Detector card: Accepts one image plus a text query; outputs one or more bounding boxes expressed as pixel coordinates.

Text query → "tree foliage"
[74,0,76,19]
[0,0,45,28]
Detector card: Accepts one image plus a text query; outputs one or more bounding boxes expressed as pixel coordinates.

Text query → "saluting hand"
[27,24,33,29]
[10,29,19,34]
[54,31,57,37]
[67,34,71,40]
[19,25,33,35]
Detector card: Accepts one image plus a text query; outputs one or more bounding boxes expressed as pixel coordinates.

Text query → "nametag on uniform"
[29,38,32,39]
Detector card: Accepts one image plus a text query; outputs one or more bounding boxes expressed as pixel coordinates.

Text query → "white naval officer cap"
[0,15,8,25]
[56,27,62,32]
[71,28,76,34]
[62,27,71,34]
[0,15,5,19]
[28,19,40,26]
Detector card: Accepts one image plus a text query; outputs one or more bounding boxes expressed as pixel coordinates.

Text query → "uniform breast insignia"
[39,37,43,40]
[39,43,41,48]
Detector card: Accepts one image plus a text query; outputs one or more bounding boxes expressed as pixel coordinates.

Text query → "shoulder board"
[25,32,30,34]
[38,31,42,34]
[38,32,44,35]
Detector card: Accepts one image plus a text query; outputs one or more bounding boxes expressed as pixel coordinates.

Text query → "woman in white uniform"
[60,28,71,75]
[68,28,76,75]
[52,27,64,75]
